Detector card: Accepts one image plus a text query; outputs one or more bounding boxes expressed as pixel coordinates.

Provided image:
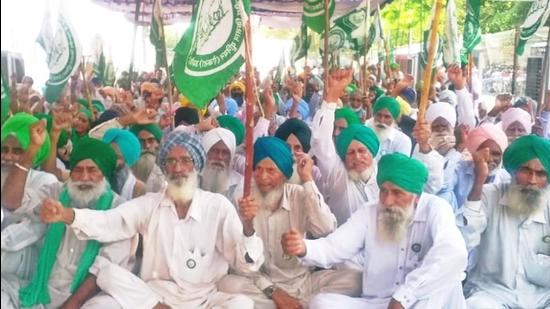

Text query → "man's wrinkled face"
[73,113,90,134]
[344,140,373,174]
[505,121,527,144]
[1,136,24,167]
[138,130,160,155]
[163,146,195,184]
[477,139,503,173]
[253,158,286,193]
[374,109,394,127]
[286,134,303,157]
[70,159,105,188]
[206,140,231,169]
[515,159,548,189]
[350,93,363,109]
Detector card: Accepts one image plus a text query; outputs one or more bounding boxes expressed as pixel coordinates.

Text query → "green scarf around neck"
[19,186,114,307]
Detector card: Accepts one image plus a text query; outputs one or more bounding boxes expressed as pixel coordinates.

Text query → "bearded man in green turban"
[281,152,468,309]
[1,134,132,308]
[460,135,550,309]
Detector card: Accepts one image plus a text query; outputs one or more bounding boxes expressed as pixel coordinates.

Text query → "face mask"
[429,131,456,156]
[233,94,244,106]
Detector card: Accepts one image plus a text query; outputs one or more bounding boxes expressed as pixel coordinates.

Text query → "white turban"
[476,95,496,113]
[438,90,457,107]
[500,107,532,134]
[201,127,236,160]
[426,102,457,127]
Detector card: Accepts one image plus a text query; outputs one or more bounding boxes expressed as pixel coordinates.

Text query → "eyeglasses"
[164,157,194,167]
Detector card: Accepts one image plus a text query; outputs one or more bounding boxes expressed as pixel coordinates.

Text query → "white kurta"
[68,189,265,308]
[301,193,468,309]
[458,182,550,309]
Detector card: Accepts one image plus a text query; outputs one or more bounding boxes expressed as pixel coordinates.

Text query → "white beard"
[67,178,108,209]
[348,164,375,183]
[251,182,284,212]
[132,152,157,183]
[166,170,199,205]
[506,183,548,216]
[377,202,415,243]
[369,121,394,142]
[200,164,230,194]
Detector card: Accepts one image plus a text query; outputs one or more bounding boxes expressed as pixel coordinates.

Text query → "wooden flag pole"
[418,0,444,121]
[362,0,371,92]
[323,0,330,99]
[129,0,142,80]
[243,15,258,197]
[156,0,175,130]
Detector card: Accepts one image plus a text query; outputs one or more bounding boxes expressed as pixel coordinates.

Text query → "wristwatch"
[262,285,276,299]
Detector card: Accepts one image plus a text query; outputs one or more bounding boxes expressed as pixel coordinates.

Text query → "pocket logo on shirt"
[186,258,197,269]
[411,243,422,253]
[543,235,550,244]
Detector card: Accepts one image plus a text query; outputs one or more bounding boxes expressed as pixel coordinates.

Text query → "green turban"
[217,115,244,145]
[336,124,379,161]
[377,153,428,195]
[371,86,385,101]
[78,106,94,122]
[345,83,358,94]
[77,98,104,113]
[503,135,550,175]
[373,96,400,120]
[335,107,360,126]
[129,123,163,142]
[70,137,117,180]
[1,113,51,167]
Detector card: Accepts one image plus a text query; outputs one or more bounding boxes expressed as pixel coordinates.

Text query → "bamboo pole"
[155,0,175,130]
[511,25,520,95]
[323,0,330,99]
[80,59,95,121]
[417,0,444,121]
[243,16,257,197]
[538,27,550,115]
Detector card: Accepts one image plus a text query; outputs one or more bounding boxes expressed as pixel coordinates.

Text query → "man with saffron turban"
[282,153,468,309]
[459,135,550,309]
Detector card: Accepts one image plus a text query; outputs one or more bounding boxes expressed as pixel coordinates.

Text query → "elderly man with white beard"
[365,95,412,158]
[218,136,361,309]
[200,127,243,200]
[459,135,550,308]
[1,136,132,309]
[282,153,468,309]
[311,69,443,227]
[129,123,165,193]
[39,130,265,309]
[1,114,57,285]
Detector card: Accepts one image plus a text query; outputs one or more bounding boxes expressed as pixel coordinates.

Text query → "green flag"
[44,14,82,103]
[92,36,106,84]
[290,17,311,63]
[420,6,443,69]
[365,6,384,54]
[274,51,286,85]
[516,0,550,56]
[333,3,370,55]
[150,0,166,68]
[442,0,461,65]
[173,0,250,108]
[461,0,481,64]
[303,0,335,34]
[1,72,10,125]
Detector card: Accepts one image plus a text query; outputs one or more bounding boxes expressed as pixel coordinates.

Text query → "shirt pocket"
[523,225,550,288]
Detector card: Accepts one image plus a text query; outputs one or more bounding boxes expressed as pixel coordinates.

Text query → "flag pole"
[129,0,142,81]
[243,11,258,197]
[362,0,371,92]
[538,27,550,115]
[418,0,444,121]
[156,0,175,130]
[511,25,520,95]
[323,0,330,99]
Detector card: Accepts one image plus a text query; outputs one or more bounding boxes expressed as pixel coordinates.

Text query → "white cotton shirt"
[69,188,265,305]
[301,193,468,309]
[458,182,550,307]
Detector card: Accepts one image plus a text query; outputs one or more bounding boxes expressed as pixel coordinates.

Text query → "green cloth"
[377,153,428,195]
[373,96,400,120]
[345,83,358,94]
[335,107,360,126]
[0,113,51,167]
[78,107,94,122]
[70,137,117,181]
[217,115,245,145]
[336,124,379,161]
[371,86,385,101]
[129,123,163,142]
[503,135,550,175]
[34,113,69,149]
[19,186,114,307]
[77,98,104,113]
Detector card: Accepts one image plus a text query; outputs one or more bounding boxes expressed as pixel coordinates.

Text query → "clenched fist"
[40,198,73,224]
[281,229,306,257]
[238,196,257,236]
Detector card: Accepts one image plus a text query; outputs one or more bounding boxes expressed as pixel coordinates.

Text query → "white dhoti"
[309,283,466,309]
[218,269,362,309]
[93,263,253,309]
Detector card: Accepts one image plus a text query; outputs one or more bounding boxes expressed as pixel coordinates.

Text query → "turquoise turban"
[253,136,293,179]
[102,128,141,167]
